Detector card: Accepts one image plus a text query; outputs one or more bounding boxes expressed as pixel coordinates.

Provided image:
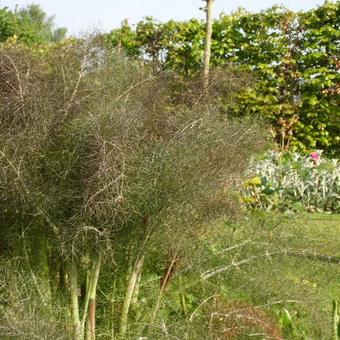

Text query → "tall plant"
[0,36,264,339]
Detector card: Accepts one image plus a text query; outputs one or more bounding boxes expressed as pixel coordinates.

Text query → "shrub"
[242,151,340,212]
[0,36,265,339]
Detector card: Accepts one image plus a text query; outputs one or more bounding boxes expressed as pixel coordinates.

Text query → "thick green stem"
[131,264,142,309]
[67,261,81,339]
[80,272,91,338]
[119,254,144,338]
[86,253,102,340]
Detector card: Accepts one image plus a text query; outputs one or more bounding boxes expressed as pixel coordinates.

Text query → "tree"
[0,4,67,44]
[0,7,18,42]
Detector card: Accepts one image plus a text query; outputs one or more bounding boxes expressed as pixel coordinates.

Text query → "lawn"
[192,213,340,339]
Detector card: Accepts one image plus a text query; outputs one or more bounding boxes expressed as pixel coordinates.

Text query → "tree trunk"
[203,0,214,90]
[119,254,145,338]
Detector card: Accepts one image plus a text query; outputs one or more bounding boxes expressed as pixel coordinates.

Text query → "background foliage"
[0,4,67,44]
[107,1,340,155]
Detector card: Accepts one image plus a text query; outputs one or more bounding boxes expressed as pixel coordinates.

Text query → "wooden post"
[203,0,214,90]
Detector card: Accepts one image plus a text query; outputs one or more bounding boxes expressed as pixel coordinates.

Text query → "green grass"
[1,212,338,339]
[194,212,340,339]
[117,213,340,339]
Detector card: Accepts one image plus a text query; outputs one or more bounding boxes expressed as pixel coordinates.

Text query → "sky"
[0,0,327,34]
